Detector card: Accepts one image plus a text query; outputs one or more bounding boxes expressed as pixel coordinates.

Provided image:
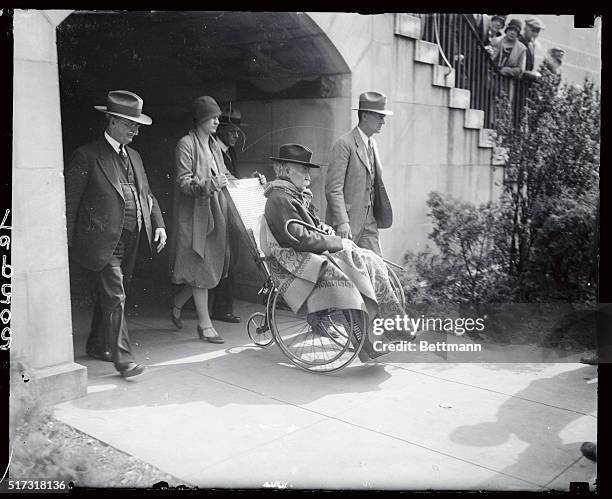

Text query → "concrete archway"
[13,10,351,404]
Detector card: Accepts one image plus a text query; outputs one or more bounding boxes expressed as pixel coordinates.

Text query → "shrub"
[405,71,599,306]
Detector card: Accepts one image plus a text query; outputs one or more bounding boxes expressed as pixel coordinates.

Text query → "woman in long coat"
[169,96,230,343]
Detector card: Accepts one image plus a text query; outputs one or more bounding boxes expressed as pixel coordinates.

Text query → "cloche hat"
[191,96,222,125]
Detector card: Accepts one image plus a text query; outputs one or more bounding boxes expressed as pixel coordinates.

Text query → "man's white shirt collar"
[357,126,375,150]
[104,132,122,155]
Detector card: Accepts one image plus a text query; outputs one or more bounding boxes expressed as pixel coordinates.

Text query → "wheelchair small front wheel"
[247,312,274,347]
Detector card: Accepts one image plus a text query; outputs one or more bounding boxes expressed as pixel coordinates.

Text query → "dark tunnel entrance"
[57,10,351,318]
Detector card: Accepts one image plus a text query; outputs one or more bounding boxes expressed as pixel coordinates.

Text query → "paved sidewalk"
[55,300,597,490]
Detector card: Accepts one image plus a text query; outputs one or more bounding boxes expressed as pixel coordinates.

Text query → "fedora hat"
[219,103,248,129]
[270,143,320,169]
[94,90,152,125]
[191,96,222,125]
[352,91,393,116]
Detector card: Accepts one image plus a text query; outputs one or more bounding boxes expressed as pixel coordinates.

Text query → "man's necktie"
[367,140,375,172]
[119,144,128,160]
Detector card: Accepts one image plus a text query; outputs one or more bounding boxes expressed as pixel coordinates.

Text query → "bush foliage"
[406,69,599,305]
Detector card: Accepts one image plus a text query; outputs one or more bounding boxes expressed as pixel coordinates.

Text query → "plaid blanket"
[259,217,404,323]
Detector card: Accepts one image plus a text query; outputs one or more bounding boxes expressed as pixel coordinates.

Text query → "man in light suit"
[65,90,167,378]
[325,91,393,257]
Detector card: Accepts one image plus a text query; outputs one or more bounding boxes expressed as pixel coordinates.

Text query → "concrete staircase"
[394,13,504,165]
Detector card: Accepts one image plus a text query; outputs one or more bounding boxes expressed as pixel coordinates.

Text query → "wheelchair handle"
[284,218,405,271]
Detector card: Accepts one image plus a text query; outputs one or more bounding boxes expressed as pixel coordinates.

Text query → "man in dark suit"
[209,104,247,324]
[65,90,166,377]
[215,104,245,178]
[519,17,546,82]
[325,91,393,257]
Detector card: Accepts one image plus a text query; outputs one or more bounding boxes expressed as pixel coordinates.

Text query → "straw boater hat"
[94,90,152,125]
[270,144,321,169]
[351,91,394,116]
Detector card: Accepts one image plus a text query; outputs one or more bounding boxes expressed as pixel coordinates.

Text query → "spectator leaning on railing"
[485,18,527,79]
[481,14,507,47]
[519,16,546,81]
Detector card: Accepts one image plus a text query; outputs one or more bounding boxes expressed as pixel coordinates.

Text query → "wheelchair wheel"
[268,290,367,373]
[247,312,274,347]
[387,266,406,310]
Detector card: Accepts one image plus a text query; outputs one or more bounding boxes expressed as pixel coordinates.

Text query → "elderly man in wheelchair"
[258,143,406,371]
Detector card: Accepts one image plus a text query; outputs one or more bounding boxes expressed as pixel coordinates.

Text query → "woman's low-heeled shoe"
[197,325,224,344]
[171,305,183,329]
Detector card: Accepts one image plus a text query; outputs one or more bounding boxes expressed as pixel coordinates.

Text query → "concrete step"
[414,39,439,65]
[464,108,485,129]
[432,65,455,87]
[394,13,422,39]
[479,128,496,148]
[449,88,471,109]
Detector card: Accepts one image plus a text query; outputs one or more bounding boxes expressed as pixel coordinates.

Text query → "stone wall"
[12,10,87,405]
[307,13,499,262]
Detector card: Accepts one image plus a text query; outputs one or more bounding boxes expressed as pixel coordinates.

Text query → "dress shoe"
[171,305,183,329]
[119,363,145,378]
[212,313,241,324]
[197,325,225,344]
[86,349,112,362]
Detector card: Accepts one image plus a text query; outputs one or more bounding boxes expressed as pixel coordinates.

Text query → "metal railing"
[418,13,530,129]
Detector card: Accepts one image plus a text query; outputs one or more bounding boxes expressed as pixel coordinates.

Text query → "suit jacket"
[65,138,165,272]
[325,127,393,237]
[221,146,238,178]
[518,34,540,72]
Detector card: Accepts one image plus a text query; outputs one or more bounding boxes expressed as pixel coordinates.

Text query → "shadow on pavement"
[450,365,597,489]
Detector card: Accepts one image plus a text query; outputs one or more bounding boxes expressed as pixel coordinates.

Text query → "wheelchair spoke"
[269,289,367,373]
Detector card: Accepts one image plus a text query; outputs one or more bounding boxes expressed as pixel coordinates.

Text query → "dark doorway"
[57,10,351,319]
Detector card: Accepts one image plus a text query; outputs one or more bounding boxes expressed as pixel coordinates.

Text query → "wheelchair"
[226,178,405,374]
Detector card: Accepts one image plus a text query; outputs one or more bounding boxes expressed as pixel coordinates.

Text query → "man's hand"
[253,171,267,185]
[154,228,167,253]
[522,70,541,81]
[320,223,336,236]
[336,222,352,239]
[214,173,229,190]
[342,238,356,252]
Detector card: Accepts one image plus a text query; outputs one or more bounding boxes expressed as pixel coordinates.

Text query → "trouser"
[354,205,382,257]
[210,267,235,316]
[86,229,140,371]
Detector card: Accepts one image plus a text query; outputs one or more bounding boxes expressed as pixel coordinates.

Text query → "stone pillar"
[12,9,86,405]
